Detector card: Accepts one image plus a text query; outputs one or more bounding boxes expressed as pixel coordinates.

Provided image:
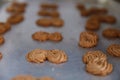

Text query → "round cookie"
[47,49,68,64]
[7,14,24,25]
[86,18,101,30]
[79,31,98,48]
[0,22,11,34]
[102,28,120,39]
[86,59,113,76]
[51,18,64,27]
[32,31,49,42]
[0,35,5,45]
[107,44,120,57]
[11,75,36,80]
[36,18,52,27]
[26,49,47,63]
[48,32,63,41]
[83,50,107,64]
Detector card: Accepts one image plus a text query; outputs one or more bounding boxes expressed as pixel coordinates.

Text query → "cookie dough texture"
[79,31,98,48]
[26,49,47,63]
[107,44,120,57]
[47,49,68,64]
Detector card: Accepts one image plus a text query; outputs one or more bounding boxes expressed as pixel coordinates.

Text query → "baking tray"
[0,0,120,80]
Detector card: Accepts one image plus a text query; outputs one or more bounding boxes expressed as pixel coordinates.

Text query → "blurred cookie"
[26,49,47,63]
[48,32,63,41]
[107,44,120,57]
[41,3,58,10]
[77,4,85,11]
[79,31,98,48]
[32,31,49,42]
[0,22,11,34]
[51,18,64,27]
[102,28,120,39]
[0,35,5,45]
[80,9,90,17]
[36,18,52,27]
[7,14,24,25]
[38,10,50,16]
[11,75,35,80]
[47,49,68,64]
[83,50,107,64]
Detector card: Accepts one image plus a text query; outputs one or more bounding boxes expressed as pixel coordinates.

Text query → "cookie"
[11,75,36,80]
[83,50,107,64]
[7,14,24,25]
[26,49,47,63]
[0,22,11,34]
[86,18,100,30]
[102,28,120,39]
[41,3,58,10]
[107,44,120,57]
[80,9,90,17]
[48,32,63,41]
[47,49,68,64]
[0,35,5,45]
[37,76,54,80]
[79,31,98,48]
[36,18,52,27]
[86,59,113,76]
[77,4,85,11]
[0,52,2,61]
[51,18,64,27]
[102,15,116,24]
[32,31,49,42]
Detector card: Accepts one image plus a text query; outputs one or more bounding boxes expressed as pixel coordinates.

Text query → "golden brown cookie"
[36,18,52,27]
[0,52,2,61]
[41,3,58,10]
[102,15,116,24]
[47,49,68,64]
[26,49,47,63]
[86,59,113,76]
[79,31,98,48]
[48,32,63,41]
[80,9,90,17]
[11,75,36,80]
[32,31,49,42]
[86,18,101,30]
[77,4,85,11]
[38,10,50,16]
[37,76,54,80]
[7,14,24,25]
[107,44,120,57]
[0,35,5,45]
[102,28,120,39]
[83,50,107,64]
[51,18,64,27]
[0,22,11,34]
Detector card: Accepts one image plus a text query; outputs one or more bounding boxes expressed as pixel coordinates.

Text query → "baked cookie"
[86,18,100,30]
[36,18,52,27]
[41,3,58,10]
[7,14,24,25]
[11,75,36,80]
[83,50,107,64]
[77,4,85,11]
[26,49,47,63]
[51,18,64,27]
[79,31,98,48]
[0,22,11,34]
[47,49,68,64]
[32,31,49,42]
[48,32,63,41]
[86,59,113,76]
[0,35,5,45]
[37,76,54,80]
[0,52,2,61]
[102,28,120,39]
[80,9,90,17]
[107,44,120,57]
[102,15,116,24]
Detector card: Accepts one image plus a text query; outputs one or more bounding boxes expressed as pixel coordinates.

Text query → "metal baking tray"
[0,0,120,80]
